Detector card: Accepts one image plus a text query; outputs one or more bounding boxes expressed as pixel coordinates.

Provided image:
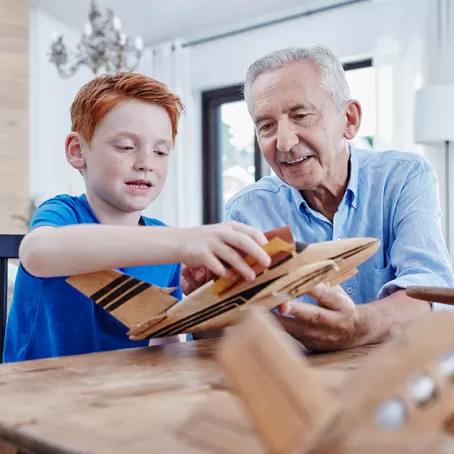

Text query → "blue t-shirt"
[3,194,183,362]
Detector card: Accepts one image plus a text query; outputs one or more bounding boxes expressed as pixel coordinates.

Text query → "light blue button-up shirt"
[224,144,454,311]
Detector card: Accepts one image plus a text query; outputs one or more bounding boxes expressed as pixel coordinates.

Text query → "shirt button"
[346,287,354,295]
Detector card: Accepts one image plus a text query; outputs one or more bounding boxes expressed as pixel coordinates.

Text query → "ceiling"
[35,0,326,45]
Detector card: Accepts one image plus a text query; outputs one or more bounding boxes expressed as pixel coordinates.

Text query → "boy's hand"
[177,222,271,292]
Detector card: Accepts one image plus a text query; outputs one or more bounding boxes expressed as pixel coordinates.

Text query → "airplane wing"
[178,306,337,454]
[405,285,454,305]
[216,306,337,454]
[66,269,179,330]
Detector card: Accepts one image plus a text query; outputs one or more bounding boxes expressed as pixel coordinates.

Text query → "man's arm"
[377,166,454,310]
[356,290,431,344]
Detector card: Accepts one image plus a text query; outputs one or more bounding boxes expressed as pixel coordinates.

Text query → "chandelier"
[48,0,144,78]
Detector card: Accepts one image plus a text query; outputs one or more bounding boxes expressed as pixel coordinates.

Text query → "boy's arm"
[22,224,188,277]
[21,202,270,280]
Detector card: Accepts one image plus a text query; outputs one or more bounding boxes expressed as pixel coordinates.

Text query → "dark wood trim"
[343,58,372,71]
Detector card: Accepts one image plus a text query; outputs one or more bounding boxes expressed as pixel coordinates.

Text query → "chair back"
[0,234,24,363]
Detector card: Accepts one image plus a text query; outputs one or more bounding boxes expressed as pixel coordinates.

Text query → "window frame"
[201,84,262,224]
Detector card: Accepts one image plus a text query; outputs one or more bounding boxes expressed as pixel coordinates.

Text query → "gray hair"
[243,44,351,111]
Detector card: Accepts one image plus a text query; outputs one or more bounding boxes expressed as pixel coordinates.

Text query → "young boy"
[3,72,271,363]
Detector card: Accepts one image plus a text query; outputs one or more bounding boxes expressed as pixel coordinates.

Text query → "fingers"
[227,221,269,246]
[278,300,332,326]
[273,312,324,339]
[180,266,199,295]
[220,228,272,269]
[180,222,273,283]
[306,283,355,312]
[180,275,195,296]
[213,242,257,281]
[181,265,217,295]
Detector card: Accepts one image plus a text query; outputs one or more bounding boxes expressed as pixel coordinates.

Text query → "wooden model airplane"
[179,306,454,454]
[66,225,380,340]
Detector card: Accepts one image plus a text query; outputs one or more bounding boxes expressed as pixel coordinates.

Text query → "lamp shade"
[414,84,454,144]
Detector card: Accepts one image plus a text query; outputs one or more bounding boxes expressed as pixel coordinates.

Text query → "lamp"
[414,84,454,251]
[48,0,144,78]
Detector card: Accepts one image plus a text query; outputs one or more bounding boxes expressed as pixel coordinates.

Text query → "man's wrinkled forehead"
[248,62,322,122]
[250,84,317,126]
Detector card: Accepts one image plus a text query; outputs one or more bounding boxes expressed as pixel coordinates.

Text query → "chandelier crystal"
[48,0,144,78]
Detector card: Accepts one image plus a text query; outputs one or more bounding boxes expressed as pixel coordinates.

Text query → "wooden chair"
[0,235,24,363]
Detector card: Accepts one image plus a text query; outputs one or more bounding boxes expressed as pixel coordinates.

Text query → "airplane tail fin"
[217,306,337,454]
[66,269,178,329]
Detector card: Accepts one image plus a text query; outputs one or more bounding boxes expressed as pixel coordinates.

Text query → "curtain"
[139,42,200,343]
[140,40,202,229]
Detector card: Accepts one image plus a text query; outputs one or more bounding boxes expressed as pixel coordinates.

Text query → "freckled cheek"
[99,156,131,181]
[153,159,170,184]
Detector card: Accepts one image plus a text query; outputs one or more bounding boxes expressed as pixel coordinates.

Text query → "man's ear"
[65,132,87,171]
[343,99,362,140]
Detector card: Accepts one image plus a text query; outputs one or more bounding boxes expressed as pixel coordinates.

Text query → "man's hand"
[274,283,369,352]
[181,265,214,295]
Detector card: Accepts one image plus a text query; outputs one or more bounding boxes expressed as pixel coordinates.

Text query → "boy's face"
[68,99,173,216]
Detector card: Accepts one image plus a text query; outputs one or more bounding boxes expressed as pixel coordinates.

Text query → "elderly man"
[183,44,454,351]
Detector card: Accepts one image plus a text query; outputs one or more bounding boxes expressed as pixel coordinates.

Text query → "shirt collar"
[289,142,359,213]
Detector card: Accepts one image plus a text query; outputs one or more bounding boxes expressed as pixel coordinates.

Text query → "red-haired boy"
[3,72,270,362]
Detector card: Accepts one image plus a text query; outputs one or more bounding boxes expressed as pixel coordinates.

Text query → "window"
[202,59,375,224]
[344,59,375,149]
[201,85,263,224]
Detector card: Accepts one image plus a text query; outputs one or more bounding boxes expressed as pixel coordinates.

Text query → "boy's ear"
[65,132,87,171]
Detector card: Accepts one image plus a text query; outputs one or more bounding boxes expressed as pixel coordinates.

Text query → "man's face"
[81,99,173,214]
[249,61,351,190]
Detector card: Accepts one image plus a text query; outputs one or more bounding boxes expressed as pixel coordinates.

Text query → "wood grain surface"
[0,339,380,453]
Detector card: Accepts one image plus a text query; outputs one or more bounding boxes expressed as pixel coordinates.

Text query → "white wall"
[29,5,156,206]
[190,0,379,92]
[29,4,92,203]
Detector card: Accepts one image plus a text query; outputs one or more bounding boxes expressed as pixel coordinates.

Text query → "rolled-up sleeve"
[377,168,454,311]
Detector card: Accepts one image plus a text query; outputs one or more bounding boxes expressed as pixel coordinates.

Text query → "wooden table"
[0,339,380,454]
